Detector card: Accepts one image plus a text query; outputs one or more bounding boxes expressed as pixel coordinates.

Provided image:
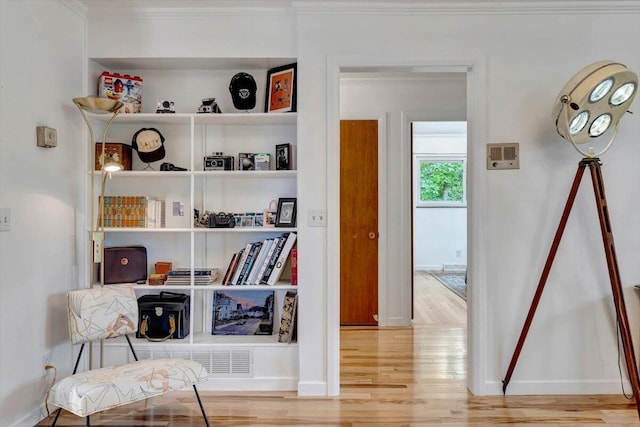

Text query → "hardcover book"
[278,291,298,343]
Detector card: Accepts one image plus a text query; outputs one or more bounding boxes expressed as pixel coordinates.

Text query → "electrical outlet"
[0,208,10,232]
[93,231,104,262]
[308,209,327,227]
[36,126,57,148]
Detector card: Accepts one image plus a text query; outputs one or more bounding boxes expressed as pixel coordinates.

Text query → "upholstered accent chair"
[47,285,210,426]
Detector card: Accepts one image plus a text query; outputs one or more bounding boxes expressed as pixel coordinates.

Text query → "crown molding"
[292,1,640,15]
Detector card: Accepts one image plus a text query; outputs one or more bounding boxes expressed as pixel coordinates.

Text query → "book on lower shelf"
[278,290,298,344]
[164,268,220,285]
[222,232,297,286]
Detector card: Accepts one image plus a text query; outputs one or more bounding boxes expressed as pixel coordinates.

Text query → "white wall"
[0,1,87,425]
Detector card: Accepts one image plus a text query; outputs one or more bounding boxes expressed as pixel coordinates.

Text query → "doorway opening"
[411,121,468,327]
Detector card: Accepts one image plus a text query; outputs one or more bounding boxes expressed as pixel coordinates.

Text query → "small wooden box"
[95,143,132,170]
[155,261,173,275]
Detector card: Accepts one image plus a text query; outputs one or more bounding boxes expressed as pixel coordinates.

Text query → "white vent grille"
[231,350,251,374]
[129,348,253,377]
[192,351,212,373]
[211,351,231,374]
[487,143,519,170]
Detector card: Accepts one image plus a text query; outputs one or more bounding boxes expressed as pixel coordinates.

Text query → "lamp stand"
[501,157,640,418]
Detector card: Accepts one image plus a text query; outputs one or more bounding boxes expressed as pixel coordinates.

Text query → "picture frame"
[265,63,297,113]
[212,290,275,335]
[275,143,291,171]
[275,197,297,227]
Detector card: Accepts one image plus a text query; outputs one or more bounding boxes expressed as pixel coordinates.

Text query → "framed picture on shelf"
[276,143,291,170]
[212,290,275,335]
[265,63,297,113]
[275,197,297,227]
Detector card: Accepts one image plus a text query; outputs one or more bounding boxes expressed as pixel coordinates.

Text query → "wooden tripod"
[501,157,640,418]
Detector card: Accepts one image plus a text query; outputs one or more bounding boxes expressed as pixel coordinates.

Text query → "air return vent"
[210,349,253,376]
[487,143,519,170]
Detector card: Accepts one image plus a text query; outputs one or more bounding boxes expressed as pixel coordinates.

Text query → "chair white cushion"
[48,357,208,417]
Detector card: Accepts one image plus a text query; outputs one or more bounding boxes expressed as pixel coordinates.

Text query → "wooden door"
[340,120,378,325]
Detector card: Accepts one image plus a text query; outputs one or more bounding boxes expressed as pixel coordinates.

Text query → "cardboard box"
[98,71,143,114]
[95,143,132,171]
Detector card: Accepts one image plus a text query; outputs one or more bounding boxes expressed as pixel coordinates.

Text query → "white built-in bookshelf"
[85,57,299,391]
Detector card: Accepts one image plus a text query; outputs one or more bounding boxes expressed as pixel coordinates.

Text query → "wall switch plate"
[309,209,327,227]
[487,142,519,170]
[0,208,10,231]
[36,126,57,148]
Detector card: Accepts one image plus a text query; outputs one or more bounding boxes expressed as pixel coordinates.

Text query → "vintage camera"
[204,152,234,171]
[160,162,187,171]
[197,98,222,114]
[156,100,175,114]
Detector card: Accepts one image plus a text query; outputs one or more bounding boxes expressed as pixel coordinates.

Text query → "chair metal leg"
[50,408,62,427]
[86,415,90,426]
[193,385,210,427]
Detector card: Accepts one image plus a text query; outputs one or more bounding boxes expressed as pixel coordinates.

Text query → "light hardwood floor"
[37,272,639,426]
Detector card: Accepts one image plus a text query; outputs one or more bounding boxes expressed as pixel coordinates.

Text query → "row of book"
[222,232,297,286]
[98,195,165,228]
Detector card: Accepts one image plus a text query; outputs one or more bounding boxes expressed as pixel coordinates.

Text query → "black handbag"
[136,292,190,341]
[209,212,235,228]
[103,246,147,284]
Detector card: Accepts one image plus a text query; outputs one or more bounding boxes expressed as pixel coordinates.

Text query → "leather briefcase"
[136,291,190,341]
[103,246,147,284]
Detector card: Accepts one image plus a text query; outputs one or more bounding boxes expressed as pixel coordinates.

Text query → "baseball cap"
[132,127,166,163]
[229,72,257,110]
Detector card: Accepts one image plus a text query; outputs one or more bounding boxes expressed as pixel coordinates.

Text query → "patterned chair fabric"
[47,285,209,419]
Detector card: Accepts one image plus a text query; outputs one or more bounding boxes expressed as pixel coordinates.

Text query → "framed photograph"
[276,143,291,170]
[212,290,275,335]
[265,63,297,113]
[275,197,297,227]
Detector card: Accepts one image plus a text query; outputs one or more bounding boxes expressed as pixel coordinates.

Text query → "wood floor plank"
[36,272,639,426]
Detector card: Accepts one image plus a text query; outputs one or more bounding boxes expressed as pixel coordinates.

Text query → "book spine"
[290,247,298,286]
[246,239,271,285]
[230,244,252,285]
[222,252,239,286]
[254,238,279,285]
[260,233,289,285]
[237,242,262,285]
[267,232,297,286]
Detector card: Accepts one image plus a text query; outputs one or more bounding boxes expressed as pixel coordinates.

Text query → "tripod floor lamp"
[501,61,640,417]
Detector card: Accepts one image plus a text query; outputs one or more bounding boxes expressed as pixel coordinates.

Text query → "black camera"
[204,153,234,171]
[160,162,187,171]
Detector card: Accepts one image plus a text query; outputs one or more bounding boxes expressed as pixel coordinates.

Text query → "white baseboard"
[198,377,298,391]
[486,379,632,395]
[297,381,327,396]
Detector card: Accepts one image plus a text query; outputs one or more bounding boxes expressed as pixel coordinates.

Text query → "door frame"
[339,116,388,326]
[326,54,489,396]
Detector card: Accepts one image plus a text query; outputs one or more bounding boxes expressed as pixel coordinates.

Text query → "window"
[414,155,466,207]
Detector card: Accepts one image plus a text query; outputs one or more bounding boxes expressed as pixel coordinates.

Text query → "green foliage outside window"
[420,161,464,202]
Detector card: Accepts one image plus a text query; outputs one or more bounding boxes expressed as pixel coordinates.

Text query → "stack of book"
[164,268,220,286]
[221,232,297,286]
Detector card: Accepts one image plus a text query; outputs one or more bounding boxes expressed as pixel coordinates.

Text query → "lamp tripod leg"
[588,161,640,418]
[502,161,587,394]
